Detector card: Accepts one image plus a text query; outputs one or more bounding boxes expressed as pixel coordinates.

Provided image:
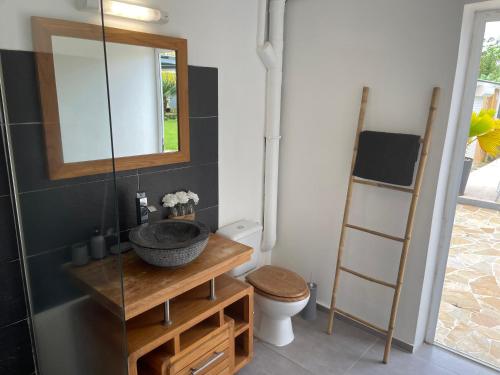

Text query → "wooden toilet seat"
[246,265,310,302]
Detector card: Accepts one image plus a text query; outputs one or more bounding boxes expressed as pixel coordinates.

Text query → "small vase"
[185,201,195,215]
[177,204,187,216]
[169,206,179,217]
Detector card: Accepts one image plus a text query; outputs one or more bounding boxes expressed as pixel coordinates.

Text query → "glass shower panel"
[0,2,127,375]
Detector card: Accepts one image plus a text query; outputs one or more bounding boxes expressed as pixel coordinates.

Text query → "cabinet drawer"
[171,328,230,374]
[141,320,232,375]
[214,367,230,375]
[203,360,230,375]
[176,341,230,375]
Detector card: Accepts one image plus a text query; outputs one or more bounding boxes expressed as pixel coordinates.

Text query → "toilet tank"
[216,220,263,277]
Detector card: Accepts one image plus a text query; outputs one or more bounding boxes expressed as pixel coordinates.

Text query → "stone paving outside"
[436,204,500,369]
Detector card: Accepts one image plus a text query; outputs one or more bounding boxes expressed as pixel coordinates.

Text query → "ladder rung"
[345,224,405,242]
[340,266,397,289]
[334,307,388,335]
[352,178,414,194]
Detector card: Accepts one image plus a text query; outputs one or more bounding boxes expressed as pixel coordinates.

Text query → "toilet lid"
[246,266,309,301]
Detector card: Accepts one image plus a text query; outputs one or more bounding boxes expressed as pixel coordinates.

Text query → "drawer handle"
[190,351,225,375]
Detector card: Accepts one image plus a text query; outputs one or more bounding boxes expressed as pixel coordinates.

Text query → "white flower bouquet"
[162,190,200,218]
[187,191,199,204]
[162,193,178,208]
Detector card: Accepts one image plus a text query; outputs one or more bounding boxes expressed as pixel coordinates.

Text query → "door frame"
[425,9,500,343]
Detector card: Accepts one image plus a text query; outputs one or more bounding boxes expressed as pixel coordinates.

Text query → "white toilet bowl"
[216,221,310,347]
[246,265,310,347]
[253,292,309,347]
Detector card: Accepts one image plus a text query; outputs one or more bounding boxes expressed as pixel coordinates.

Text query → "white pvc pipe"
[258,0,286,252]
[256,0,268,47]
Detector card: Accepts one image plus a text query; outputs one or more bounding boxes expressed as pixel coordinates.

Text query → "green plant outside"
[164,117,179,152]
[469,109,500,157]
[479,44,500,82]
[161,70,179,152]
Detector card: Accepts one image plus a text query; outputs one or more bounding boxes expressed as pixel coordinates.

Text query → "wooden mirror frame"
[31,17,190,180]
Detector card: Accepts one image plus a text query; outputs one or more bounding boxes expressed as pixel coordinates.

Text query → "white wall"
[272,0,466,347]
[0,0,266,225]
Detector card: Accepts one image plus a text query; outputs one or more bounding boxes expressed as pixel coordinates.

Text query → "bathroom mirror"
[32,17,190,179]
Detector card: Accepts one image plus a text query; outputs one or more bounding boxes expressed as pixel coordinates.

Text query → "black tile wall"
[0,50,41,124]
[190,117,218,164]
[0,54,34,373]
[196,206,219,233]
[0,260,27,327]
[0,127,15,264]
[0,133,9,196]
[188,66,218,117]
[0,320,35,374]
[20,175,138,256]
[0,196,17,263]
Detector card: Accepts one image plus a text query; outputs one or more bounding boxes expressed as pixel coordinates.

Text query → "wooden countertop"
[68,234,253,320]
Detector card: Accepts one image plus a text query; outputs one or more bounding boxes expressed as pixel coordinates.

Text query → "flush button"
[237,225,245,230]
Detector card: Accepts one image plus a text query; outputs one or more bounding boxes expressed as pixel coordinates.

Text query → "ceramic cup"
[71,242,90,266]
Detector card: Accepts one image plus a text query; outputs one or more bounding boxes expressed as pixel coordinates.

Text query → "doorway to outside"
[434,15,500,370]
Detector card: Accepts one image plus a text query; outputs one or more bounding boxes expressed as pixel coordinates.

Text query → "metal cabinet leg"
[163,299,172,326]
[209,278,216,301]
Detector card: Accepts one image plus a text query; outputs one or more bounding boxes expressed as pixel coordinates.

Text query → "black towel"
[353,131,421,186]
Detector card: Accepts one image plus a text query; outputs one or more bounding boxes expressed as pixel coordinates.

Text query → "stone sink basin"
[129,220,210,267]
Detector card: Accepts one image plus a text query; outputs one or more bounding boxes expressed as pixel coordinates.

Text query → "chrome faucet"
[136,192,149,225]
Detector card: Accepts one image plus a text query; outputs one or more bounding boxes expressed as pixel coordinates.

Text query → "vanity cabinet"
[68,235,254,375]
[133,275,253,375]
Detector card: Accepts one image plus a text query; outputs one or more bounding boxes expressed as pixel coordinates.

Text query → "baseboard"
[316,303,414,353]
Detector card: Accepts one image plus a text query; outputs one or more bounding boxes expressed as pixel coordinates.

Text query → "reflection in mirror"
[158,50,179,153]
[52,37,179,162]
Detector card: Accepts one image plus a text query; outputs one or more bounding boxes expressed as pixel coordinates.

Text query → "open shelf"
[234,330,252,373]
[234,320,249,337]
[235,351,250,373]
[127,274,250,358]
[224,295,251,338]
[137,339,176,374]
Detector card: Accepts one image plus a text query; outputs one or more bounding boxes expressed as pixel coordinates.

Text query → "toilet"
[217,221,310,347]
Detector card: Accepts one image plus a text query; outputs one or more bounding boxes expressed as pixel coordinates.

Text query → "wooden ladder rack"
[326,86,440,364]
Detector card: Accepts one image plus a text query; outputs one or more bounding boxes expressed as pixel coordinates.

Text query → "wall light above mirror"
[77,0,168,24]
[31,17,190,180]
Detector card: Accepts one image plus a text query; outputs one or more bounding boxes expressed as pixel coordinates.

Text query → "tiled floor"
[239,310,497,375]
[436,204,500,368]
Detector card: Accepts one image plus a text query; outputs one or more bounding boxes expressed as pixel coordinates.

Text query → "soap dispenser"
[90,227,107,260]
